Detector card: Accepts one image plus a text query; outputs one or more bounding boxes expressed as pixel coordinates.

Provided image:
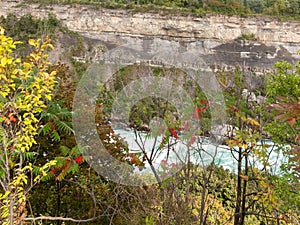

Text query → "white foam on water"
[114,129,289,176]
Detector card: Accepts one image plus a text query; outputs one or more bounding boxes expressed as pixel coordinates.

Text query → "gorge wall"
[1,0,300,71]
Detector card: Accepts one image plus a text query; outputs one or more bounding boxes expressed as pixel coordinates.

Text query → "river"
[114,129,288,176]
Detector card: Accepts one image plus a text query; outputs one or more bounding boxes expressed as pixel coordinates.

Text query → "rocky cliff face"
[1,0,300,70]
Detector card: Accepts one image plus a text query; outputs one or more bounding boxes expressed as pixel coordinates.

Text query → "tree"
[248,0,265,13]
[266,60,300,177]
[0,27,57,224]
[215,65,299,224]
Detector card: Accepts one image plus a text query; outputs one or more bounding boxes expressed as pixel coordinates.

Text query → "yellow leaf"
[192,209,199,216]
[23,62,32,69]
[28,39,36,46]
[45,94,52,101]
[3,191,10,199]
[48,43,54,50]
[30,53,40,61]
[6,58,12,65]
[251,119,260,127]
[34,175,40,183]
[240,116,247,122]
[0,27,4,35]
[1,57,7,67]
[14,41,23,45]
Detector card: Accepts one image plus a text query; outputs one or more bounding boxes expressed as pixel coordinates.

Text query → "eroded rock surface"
[1,0,300,70]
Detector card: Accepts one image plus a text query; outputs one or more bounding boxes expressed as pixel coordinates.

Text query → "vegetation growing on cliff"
[24,0,300,20]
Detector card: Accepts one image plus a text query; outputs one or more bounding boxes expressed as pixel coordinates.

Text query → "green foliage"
[0,13,61,57]
[24,0,300,19]
[98,65,211,133]
[145,216,155,225]
[38,101,74,142]
[208,60,299,224]
[267,60,300,101]
[265,60,300,183]
[0,13,61,40]
[271,173,300,215]
[236,33,258,41]
[265,60,300,145]
[70,58,89,78]
[51,146,82,181]
[248,0,265,13]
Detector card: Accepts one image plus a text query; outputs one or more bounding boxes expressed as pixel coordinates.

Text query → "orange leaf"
[287,117,296,126]
[8,113,17,122]
[239,175,249,181]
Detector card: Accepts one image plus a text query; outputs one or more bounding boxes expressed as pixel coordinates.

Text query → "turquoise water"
[114,129,288,175]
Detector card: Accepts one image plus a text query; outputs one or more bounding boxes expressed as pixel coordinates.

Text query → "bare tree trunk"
[9,194,14,225]
[184,151,191,204]
[234,148,242,225]
[241,155,248,225]
[199,178,207,225]
[199,145,217,225]
[56,181,62,225]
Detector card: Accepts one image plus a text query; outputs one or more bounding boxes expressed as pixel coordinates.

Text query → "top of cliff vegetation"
[23,0,300,21]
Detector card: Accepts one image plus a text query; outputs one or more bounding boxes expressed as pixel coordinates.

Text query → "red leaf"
[171,163,177,168]
[161,159,167,165]
[65,160,70,169]
[129,153,137,165]
[187,136,196,147]
[184,121,189,131]
[296,135,300,144]
[292,166,300,172]
[192,113,199,119]
[192,107,201,119]
[287,117,296,126]
[170,128,179,139]
[199,99,207,104]
[190,136,196,143]
[74,155,83,164]
[129,153,142,166]
[228,106,239,112]
[50,122,55,131]
[201,104,209,111]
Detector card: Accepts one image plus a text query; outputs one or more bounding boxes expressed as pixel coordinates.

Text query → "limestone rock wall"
[1,0,300,69]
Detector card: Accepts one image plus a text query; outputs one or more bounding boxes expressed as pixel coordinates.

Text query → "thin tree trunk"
[9,194,14,225]
[56,181,62,225]
[185,151,191,204]
[234,148,242,225]
[199,179,207,225]
[241,155,248,225]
